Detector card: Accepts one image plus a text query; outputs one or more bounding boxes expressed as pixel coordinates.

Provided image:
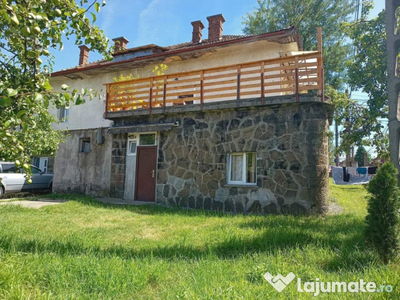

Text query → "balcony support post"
[236,65,241,107]
[149,78,153,114]
[105,84,110,118]
[163,76,167,113]
[200,71,204,110]
[261,62,265,105]
[295,56,299,102]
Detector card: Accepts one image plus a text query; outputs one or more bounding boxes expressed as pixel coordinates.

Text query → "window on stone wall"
[228,152,256,185]
[79,138,91,153]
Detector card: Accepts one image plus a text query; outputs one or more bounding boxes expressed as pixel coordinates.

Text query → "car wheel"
[0,186,4,199]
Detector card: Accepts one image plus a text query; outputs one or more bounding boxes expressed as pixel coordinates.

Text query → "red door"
[135,146,157,202]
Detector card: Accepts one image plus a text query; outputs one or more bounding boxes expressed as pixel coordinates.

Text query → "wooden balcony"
[105,50,324,117]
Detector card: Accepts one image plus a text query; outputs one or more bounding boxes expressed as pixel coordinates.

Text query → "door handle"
[151,170,155,178]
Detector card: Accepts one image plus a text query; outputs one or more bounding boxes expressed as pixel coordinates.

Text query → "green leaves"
[34,93,44,101]
[0,0,111,177]
[343,5,388,158]
[365,162,400,264]
[6,89,18,97]
[242,0,356,90]
[10,13,19,25]
[16,110,28,118]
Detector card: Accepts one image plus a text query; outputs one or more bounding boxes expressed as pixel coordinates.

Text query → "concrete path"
[0,199,66,209]
[0,197,157,208]
[94,197,157,206]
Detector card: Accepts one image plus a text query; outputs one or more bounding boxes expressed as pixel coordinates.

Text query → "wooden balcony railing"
[105,50,324,115]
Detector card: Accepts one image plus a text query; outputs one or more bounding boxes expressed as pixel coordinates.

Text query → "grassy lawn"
[0,179,399,299]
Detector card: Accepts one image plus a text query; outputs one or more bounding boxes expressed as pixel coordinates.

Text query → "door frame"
[133,132,158,202]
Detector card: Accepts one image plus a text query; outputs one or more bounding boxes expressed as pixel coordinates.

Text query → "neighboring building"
[50,14,332,214]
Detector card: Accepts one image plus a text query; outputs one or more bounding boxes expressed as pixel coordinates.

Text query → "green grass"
[0,180,399,299]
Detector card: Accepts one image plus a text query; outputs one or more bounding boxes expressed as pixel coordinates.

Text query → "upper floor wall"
[50,38,300,131]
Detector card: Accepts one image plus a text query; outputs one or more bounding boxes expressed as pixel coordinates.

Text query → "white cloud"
[99,1,118,35]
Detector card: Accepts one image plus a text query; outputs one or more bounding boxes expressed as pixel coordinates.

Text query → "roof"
[52,26,300,78]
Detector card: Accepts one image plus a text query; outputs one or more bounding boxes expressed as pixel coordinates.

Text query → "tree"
[326,86,382,158]
[355,145,368,166]
[365,162,400,264]
[0,0,111,177]
[242,0,357,89]
[343,1,388,159]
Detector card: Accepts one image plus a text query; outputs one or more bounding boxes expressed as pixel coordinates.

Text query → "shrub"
[365,162,400,263]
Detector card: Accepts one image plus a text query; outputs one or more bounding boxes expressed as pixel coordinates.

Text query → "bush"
[365,162,400,263]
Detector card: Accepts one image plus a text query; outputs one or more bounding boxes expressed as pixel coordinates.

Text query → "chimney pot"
[112,37,129,53]
[206,14,225,43]
[78,45,89,66]
[191,20,205,44]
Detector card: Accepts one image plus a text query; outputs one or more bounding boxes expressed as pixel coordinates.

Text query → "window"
[31,166,42,174]
[79,138,91,153]
[139,133,156,145]
[1,163,17,173]
[228,153,256,185]
[32,157,40,168]
[127,139,137,155]
[59,106,69,122]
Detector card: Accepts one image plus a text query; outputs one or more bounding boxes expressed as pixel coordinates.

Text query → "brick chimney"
[191,20,205,44]
[112,36,129,53]
[206,14,225,43]
[78,45,89,66]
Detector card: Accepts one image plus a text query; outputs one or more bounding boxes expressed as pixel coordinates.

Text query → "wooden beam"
[149,78,153,114]
[295,56,299,102]
[261,61,265,105]
[237,65,241,106]
[105,84,110,118]
[163,76,166,113]
[200,70,204,110]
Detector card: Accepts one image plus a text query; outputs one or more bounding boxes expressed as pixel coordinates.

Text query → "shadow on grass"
[0,209,376,272]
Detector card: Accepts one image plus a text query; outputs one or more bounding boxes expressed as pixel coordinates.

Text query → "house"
[49,14,332,214]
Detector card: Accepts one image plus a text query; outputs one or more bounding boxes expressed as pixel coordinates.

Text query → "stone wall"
[110,133,127,198]
[113,99,331,214]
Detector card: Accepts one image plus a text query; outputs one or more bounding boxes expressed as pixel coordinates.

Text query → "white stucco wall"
[50,40,299,131]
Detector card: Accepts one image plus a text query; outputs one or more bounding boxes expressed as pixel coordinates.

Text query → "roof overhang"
[52,27,300,79]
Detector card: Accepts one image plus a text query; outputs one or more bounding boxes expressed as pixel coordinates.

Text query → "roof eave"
[52,27,298,77]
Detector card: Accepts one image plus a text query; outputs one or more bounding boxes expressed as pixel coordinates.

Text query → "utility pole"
[335,114,339,166]
[345,89,351,167]
[386,0,400,179]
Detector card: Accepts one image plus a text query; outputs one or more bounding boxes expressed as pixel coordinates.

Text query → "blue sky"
[52,0,385,72]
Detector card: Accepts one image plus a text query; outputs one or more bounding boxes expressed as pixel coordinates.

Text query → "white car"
[0,162,53,198]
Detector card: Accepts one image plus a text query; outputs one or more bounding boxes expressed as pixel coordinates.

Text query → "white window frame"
[127,138,138,156]
[227,152,257,185]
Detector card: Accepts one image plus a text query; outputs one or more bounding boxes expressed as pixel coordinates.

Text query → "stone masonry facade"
[110,133,127,198]
[111,99,331,215]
